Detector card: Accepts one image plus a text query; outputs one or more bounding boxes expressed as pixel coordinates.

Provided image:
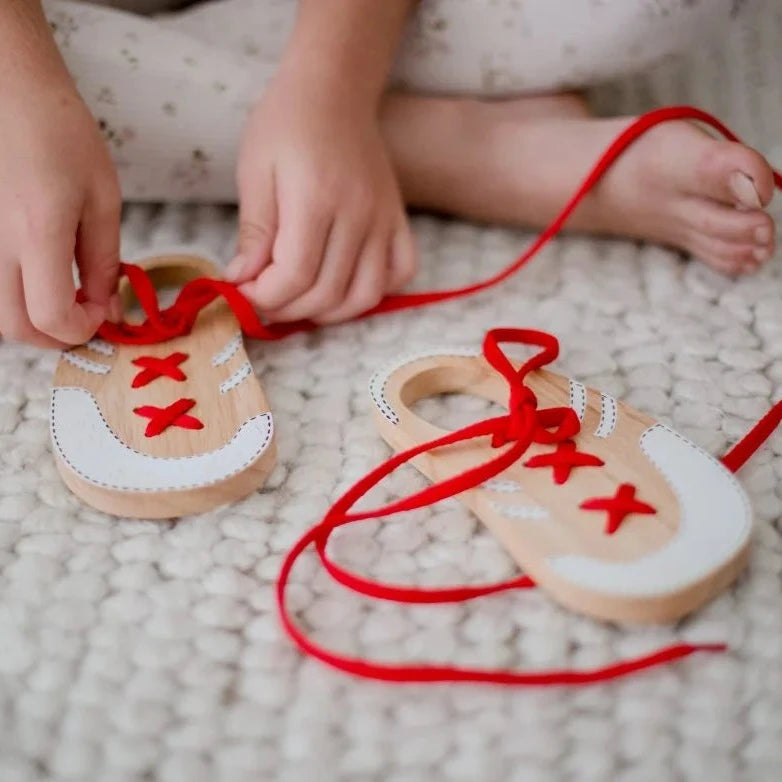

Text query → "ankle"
[381,93,488,202]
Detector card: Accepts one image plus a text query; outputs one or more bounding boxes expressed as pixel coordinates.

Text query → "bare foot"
[381,93,776,276]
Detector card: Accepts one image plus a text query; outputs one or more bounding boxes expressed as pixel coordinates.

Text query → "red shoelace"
[96,105,782,347]
[92,104,782,685]
[276,328,755,686]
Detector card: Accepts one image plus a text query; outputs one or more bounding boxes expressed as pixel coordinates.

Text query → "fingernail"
[753,246,771,263]
[755,226,771,245]
[108,294,123,323]
[225,255,246,282]
[730,172,763,210]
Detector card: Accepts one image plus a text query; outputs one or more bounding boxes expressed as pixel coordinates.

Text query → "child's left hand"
[226,67,417,324]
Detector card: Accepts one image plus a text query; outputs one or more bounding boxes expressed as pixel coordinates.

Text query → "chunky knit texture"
[1,6,782,781]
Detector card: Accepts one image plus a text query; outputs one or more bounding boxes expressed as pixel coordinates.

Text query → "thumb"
[76,189,122,322]
[226,165,277,283]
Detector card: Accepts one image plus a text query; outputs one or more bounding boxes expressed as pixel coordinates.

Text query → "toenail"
[753,247,771,263]
[730,172,763,210]
[755,226,772,245]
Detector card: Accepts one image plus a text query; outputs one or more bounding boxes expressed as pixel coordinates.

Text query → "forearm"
[280,0,416,111]
[0,1,73,88]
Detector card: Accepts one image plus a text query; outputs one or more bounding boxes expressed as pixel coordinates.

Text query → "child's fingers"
[76,185,122,306]
[315,233,388,324]
[240,195,331,311]
[387,218,418,293]
[227,165,278,283]
[21,224,105,345]
[0,259,66,348]
[267,216,366,322]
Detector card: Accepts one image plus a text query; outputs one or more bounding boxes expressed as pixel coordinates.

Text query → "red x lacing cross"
[524,440,604,485]
[133,398,204,438]
[580,483,657,535]
[131,352,189,388]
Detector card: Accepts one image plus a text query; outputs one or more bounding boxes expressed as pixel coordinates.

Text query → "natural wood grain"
[373,353,750,624]
[52,254,275,519]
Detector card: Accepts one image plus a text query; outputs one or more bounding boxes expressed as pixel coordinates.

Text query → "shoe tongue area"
[121,286,179,325]
[118,256,223,328]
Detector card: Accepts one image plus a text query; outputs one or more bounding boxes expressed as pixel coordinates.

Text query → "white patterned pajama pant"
[45,0,755,201]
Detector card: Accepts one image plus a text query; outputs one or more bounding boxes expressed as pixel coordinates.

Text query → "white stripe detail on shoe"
[62,351,112,375]
[85,339,115,357]
[482,479,524,493]
[568,380,587,422]
[212,333,242,367]
[594,393,617,438]
[220,361,252,394]
[490,501,549,521]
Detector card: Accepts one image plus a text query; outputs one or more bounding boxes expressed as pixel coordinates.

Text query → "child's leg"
[165,0,757,96]
[47,0,774,273]
[43,0,270,201]
[393,0,761,96]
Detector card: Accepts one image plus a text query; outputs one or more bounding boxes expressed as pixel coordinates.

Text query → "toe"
[685,234,765,276]
[679,198,776,249]
[694,140,776,208]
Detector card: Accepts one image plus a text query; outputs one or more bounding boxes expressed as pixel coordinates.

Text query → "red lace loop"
[96,264,302,346]
[508,386,537,411]
[495,386,534,446]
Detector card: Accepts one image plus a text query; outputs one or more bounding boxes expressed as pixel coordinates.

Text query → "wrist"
[0,1,74,92]
[273,49,379,120]
[278,0,415,113]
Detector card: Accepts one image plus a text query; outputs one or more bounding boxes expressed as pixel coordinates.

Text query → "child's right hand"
[0,20,122,349]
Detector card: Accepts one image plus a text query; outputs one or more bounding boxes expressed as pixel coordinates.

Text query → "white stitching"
[490,500,548,520]
[212,333,242,367]
[482,479,523,493]
[62,351,111,375]
[50,387,273,492]
[85,339,115,357]
[220,362,252,394]
[594,394,617,438]
[568,380,587,422]
[368,347,479,425]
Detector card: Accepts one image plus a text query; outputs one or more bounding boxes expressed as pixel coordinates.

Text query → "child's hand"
[0,70,122,348]
[227,69,417,324]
